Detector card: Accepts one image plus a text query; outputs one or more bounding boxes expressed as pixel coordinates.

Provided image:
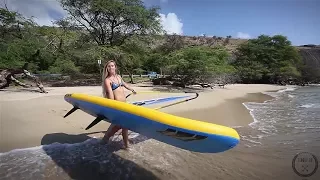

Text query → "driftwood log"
[0,64,47,93]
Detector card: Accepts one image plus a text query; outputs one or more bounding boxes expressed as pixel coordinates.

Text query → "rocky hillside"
[297,45,320,68]
[179,35,247,53]
[169,35,320,64]
[297,45,320,82]
[155,34,248,54]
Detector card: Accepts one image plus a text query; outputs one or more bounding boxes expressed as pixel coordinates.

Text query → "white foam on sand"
[0,145,44,156]
[242,102,259,127]
[299,103,320,109]
[277,86,297,93]
[241,96,280,146]
[0,131,143,156]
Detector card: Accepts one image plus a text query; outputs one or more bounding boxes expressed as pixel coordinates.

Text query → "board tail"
[63,106,79,118]
[85,116,105,130]
[64,106,107,130]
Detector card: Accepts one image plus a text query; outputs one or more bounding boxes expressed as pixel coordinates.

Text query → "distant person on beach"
[101,60,136,149]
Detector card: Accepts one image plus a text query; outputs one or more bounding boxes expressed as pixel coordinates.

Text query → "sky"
[1,0,319,46]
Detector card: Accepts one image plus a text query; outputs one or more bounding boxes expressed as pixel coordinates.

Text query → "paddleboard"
[63,93,240,153]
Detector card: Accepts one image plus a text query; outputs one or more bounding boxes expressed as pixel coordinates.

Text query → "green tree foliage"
[0,7,80,74]
[0,7,45,70]
[59,0,162,46]
[233,35,303,84]
[143,53,168,73]
[0,7,35,40]
[75,34,150,82]
[52,0,162,76]
[167,46,235,85]
[118,36,149,75]
[143,34,184,75]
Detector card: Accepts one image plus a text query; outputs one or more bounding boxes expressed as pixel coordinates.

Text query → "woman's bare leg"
[101,124,121,144]
[121,128,129,149]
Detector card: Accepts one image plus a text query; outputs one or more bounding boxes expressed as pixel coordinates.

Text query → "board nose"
[65,94,72,98]
[64,94,73,101]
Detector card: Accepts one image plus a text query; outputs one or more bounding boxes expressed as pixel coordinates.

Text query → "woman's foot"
[121,139,131,150]
[121,144,130,150]
[100,137,110,145]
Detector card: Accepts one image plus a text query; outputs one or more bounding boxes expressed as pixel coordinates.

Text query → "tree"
[145,34,185,75]
[233,35,303,84]
[78,35,149,83]
[0,7,35,41]
[0,7,48,71]
[143,53,168,74]
[166,46,235,86]
[59,0,162,46]
[0,63,47,93]
[117,36,150,83]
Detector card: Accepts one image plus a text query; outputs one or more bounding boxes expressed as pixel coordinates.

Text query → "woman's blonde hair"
[102,60,117,97]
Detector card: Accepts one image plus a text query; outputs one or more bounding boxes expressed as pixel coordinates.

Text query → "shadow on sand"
[41,131,159,180]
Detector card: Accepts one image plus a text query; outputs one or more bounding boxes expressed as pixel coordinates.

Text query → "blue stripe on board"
[131,95,190,106]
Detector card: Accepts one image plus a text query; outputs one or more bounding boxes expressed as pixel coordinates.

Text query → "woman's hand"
[118,75,136,94]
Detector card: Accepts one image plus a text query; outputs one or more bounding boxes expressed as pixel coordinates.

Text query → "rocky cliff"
[298,46,320,67]
[297,45,320,82]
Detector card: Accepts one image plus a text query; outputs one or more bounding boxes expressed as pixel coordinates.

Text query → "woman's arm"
[105,78,115,99]
[119,75,136,93]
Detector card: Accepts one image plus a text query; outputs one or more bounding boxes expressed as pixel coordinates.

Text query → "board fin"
[63,106,79,118]
[85,116,105,130]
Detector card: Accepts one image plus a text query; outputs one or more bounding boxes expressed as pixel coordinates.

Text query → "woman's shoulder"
[104,77,111,83]
[116,75,123,80]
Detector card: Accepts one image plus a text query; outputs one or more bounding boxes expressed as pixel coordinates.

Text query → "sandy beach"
[0,84,284,152]
[3,83,317,180]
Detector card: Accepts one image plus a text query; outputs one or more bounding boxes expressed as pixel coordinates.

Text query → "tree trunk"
[10,76,30,88]
[129,73,134,84]
[0,65,47,93]
[22,70,47,93]
[0,69,11,88]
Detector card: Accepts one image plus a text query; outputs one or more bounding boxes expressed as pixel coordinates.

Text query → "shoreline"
[0,84,286,153]
[172,92,274,127]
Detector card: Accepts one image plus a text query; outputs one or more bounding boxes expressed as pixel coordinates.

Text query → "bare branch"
[23,70,47,93]
[10,76,30,88]
[4,0,9,11]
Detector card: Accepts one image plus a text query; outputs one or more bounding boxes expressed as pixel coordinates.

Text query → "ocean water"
[241,86,320,151]
[1,86,320,180]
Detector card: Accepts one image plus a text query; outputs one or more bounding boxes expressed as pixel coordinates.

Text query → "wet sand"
[173,93,274,127]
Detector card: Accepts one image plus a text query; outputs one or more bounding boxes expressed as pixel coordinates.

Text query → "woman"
[101,60,136,149]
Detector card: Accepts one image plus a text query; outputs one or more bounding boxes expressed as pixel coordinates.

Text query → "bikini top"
[110,77,123,91]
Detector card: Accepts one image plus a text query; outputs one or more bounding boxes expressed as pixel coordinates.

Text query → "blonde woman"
[101,60,136,149]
